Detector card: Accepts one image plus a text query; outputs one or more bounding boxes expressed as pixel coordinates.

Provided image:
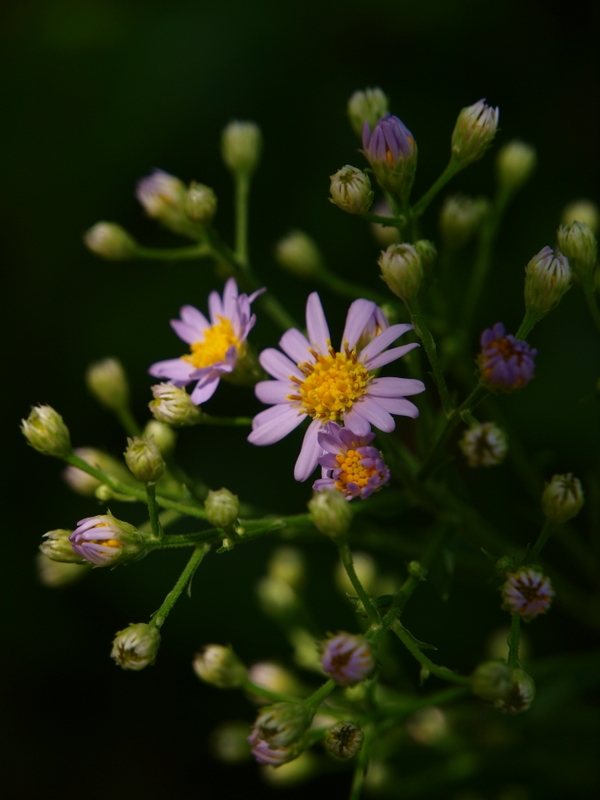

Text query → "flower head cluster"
[149,279,262,405]
[478,323,536,391]
[362,113,417,198]
[248,294,424,481]
[321,633,374,686]
[502,568,554,622]
[69,512,149,567]
[313,422,390,500]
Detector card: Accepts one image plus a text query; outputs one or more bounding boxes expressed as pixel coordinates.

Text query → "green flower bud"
[84,222,137,259]
[268,546,305,590]
[347,87,388,138]
[205,488,240,528]
[556,221,597,283]
[326,721,364,759]
[142,420,177,457]
[459,422,508,467]
[149,382,202,427]
[415,239,437,275]
[451,99,499,167]
[329,165,374,215]
[36,552,91,588]
[111,623,161,671]
[40,529,85,564]
[439,193,488,250]
[542,473,584,523]
[472,660,514,702]
[524,246,571,318]
[185,182,217,224]
[561,199,599,234]
[253,702,311,747]
[378,243,423,304]
[21,405,71,458]
[124,436,165,483]
[86,357,129,412]
[308,489,352,541]
[495,668,535,714]
[221,121,262,176]
[256,576,298,618]
[193,644,247,688]
[274,230,324,277]
[496,140,536,191]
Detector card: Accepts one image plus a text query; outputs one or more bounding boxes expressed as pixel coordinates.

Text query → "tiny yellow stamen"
[182,317,241,369]
[288,348,371,422]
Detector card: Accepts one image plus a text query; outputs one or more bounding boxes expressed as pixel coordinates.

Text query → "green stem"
[582,277,600,335]
[407,298,454,415]
[526,519,555,564]
[515,308,542,340]
[149,544,210,629]
[338,541,381,625]
[507,614,521,668]
[134,244,211,260]
[145,483,162,539]
[391,621,471,685]
[349,724,373,800]
[303,678,336,711]
[378,686,468,718]
[235,174,250,268]
[411,159,462,219]
[361,211,406,228]
[198,413,253,427]
[116,407,142,437]
[242,678,300,704]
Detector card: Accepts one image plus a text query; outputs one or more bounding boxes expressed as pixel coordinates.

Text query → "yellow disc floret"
[334,449,378,492]
[288,345,371,421]
[182,317,241,369]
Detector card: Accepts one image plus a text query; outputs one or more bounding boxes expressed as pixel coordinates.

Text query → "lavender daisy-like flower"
[321,633,374,686]
[149,278,262,405]
[478,322,537,391]
[248,294,424,481]
[502,568,554,622]
[313,422,390,500]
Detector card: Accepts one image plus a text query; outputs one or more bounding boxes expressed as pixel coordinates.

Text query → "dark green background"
[2,1,599,798]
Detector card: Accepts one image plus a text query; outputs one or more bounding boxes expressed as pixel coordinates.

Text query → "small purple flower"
[248,293,424,481]
[321,633,374,686]
[362,113,416,166]
[149,279,262,405]
[478,323,537,391]
[502,568,554,622]
[69,513,148,567]
[313,422,390,500]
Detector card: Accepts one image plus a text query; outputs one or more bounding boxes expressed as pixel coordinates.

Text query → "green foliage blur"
[3,1,599,798]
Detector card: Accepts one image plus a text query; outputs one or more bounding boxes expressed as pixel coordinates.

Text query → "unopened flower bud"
[362,113,417,201]
[308,488,352,540]
[124,436,165,483]
[440,194,488,250]
[378,243,423,304]
[185,182,217,223]
[556,221,597,283]
[459,422,508,467]
[321,633,375,686]
[142,420,176,457]
[561,199,599,233]
[478,323,537,392]
[451,99,499,167]
[21,405,71,458]
[268,546,305,590]
[542,473,584,523]
[40,529,85,564]
[193,644,247,688]
[327,721,364,759]
[136,169,187,226]
[86,357,129,412]
[502,568,554,621]
[496,140,536,191]
[149,382,202,427]
[111,623,160,671]
[36,552,90,588]
[210,722,252,764]
[274,230,324,277]
[524,245,571,318]
[347,87,389,138]
[84,222,137,259]
[472,660,514,702]
[70,512,150,566]
[329,165,374,215]
[205,488,240,529]
[221,121,262,176]
[494,668,535,714]
[253,702,311,748]
[415,239,437,275]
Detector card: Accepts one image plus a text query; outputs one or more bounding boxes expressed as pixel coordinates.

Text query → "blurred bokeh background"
[2,1,599,798]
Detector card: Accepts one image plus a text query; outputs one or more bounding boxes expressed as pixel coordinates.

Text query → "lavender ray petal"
[305,293,331,352]
[342,299,377,349]
[279,328,312,364]
[369,376,426,397]
[374,396,420,418]
[247,405,305,446]
[343,406,372,436]
[360,323,414,361]
[190,376,220,404]
[353,396,396,432]
[254,380,293,405]
[148,358,194,381]
[294,418,324,482]
[208,289,223,323]
[366,342,420,370]
[259,348,303,380]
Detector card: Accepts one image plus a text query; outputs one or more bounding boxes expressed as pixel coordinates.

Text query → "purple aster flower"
[149,278,262,405]
[478,322,537,391]
[321,633,374,686]
[69,513,149,567]
[362,113,417,198]
[502,568,554,622]
[313,422,390,500]
[247,294,424,481]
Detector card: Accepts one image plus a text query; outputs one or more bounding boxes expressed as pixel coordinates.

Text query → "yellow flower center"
[182,317,241,369]
[90,522,119,548]
[288,346,371,421]
[334,449,377,491]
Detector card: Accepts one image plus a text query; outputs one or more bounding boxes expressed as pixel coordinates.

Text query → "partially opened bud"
[252,702,311,748]
[502,568,554,622]
[84,222,137,259]
[185,182,217,223]
[378,243,423,304]
[524,246,571,318]
[451,99,499,167]
[362,113,417,201]
[111,623,160,671]
[205,488,240,529]
[149,382,202,427]
[329,166,374,215]
[326,721,364,759]
[321,633,374,686]
[556,221,597,283]
[124,436,165,483]
[495,669,535,714]
[69,512,150,567]
[308,489,352,540]
[136,169,187,224]
[40,529,85,564]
